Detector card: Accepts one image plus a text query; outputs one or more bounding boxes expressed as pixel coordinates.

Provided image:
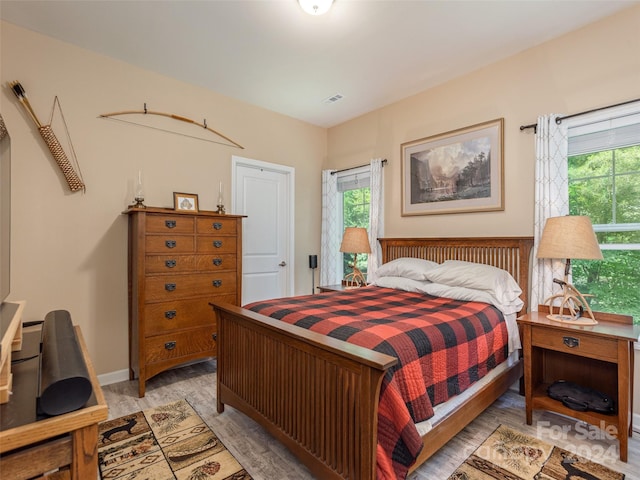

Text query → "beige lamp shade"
[536,216,603,260]
[339,227,371,254]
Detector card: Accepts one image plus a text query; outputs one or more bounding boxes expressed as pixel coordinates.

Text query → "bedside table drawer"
[531,327,618,362]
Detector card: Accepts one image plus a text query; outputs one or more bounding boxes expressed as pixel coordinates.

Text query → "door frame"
[232,155,296,297]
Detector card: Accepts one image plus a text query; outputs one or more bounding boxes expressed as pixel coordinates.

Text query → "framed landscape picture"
[401,118,504,216]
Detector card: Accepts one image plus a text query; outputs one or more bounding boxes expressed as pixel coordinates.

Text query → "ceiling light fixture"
[298,0,334,16]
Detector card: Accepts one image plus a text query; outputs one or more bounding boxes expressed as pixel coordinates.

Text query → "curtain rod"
[519,97,640,133]
[330,158,387,175]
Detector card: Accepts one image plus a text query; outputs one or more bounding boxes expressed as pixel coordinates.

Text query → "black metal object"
[329,158,387,175]
[309,254,318,294]
[38,310,92,416]
[519,97,640,132]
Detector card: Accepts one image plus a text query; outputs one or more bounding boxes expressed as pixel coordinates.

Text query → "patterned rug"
[98,399,252,480]
[449,424,624,480]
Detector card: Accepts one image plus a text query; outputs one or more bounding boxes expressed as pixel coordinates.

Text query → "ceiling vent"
[323,93,344,105]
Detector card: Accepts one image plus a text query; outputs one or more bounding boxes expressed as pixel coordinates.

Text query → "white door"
[232,156,294,305]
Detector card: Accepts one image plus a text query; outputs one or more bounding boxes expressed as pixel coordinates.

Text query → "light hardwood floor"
[102,360,640,479]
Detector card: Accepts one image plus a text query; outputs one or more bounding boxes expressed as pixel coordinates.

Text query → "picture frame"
[401,118,504,216]
[173,192,199,212]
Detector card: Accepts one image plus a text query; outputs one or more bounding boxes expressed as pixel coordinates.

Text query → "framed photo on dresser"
[173,192,199,212]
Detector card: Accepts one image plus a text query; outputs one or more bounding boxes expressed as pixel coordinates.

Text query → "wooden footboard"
[213,303,397,480]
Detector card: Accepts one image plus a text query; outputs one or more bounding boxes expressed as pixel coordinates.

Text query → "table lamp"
[536,215,603,324]
[339,227,371,287]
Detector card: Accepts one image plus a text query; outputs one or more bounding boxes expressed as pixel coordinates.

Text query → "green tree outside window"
[568,145,640,323]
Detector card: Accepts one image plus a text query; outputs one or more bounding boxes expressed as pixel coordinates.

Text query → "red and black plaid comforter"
[245,286,508,479]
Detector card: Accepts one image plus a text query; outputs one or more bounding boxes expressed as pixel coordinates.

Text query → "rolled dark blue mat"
[38,310,93,416]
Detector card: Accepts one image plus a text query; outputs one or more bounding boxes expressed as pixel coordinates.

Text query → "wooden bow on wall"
[9,81,85,193]
[99,104,244,149]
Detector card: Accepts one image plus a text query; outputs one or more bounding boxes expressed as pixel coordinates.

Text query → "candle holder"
[216,182,226,214]
[133,170,146,208]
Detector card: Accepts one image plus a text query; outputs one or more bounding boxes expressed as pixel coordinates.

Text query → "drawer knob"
[213,240,222,248]
[165,240,177,249]
[165,220,177,229]
[165,341,176,350]
[164,310,177,319]
[213,333,218,341]
[213,280,222,288]
[213,258,223,266]
[213,222,222,230]
[165,283,177,292]
[563,336,580,348]
[165,259,177,268]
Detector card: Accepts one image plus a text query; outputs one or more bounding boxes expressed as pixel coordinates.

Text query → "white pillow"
[372,276,430,292]
[424,260,522,304]
[374,257,439,281]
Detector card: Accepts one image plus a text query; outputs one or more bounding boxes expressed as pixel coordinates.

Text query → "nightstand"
[317,284,350,293]
[518,305,640,461]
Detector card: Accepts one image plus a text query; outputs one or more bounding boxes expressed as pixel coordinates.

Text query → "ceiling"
[1,1,637,128]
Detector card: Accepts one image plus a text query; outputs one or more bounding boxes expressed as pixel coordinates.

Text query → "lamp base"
[546,314,597,326]
[344,265,366,288]
[543,278,598,325]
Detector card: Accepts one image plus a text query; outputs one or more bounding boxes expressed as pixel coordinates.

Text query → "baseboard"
[98,368,129,386]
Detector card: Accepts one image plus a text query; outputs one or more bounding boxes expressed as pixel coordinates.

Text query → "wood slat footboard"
[213,303,397,480]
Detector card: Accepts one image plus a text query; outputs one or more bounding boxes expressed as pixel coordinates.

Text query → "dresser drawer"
[145,254,238,273]
[196,217,237,235]
[145,235,195,254]
[146,214,195,233]
[195,254,237,272]
[196,236,237,254]
[144,299,215,335]
[144,326,216,364]
[531,326,618,362]
[146,255,196,274]
[145,271,238,302]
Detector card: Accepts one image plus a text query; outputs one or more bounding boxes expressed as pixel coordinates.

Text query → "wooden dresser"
[125,206,244,397]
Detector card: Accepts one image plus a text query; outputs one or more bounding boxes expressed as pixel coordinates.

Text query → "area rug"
[449,424,624,480]
[98,399,252,480]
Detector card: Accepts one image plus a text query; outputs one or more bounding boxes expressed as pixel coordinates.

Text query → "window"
[567,105,640,322]
[337,167,370,277]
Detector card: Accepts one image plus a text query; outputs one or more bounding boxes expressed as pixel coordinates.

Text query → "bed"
[211,236,533,479]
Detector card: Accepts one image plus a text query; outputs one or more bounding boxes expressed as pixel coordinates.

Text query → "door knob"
[279,261,287,267]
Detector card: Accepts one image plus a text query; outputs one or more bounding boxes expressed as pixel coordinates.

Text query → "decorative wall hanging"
[9,81,85,192]
[401,118,504,216]
[99,104,244,149]
[0,114,7,141]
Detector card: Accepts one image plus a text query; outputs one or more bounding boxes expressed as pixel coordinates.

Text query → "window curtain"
[367,158,384,282]
[320,170,341,285]
[531,114,569,311]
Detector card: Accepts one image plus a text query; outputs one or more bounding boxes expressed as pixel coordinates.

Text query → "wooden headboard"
[378,237,534,313]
